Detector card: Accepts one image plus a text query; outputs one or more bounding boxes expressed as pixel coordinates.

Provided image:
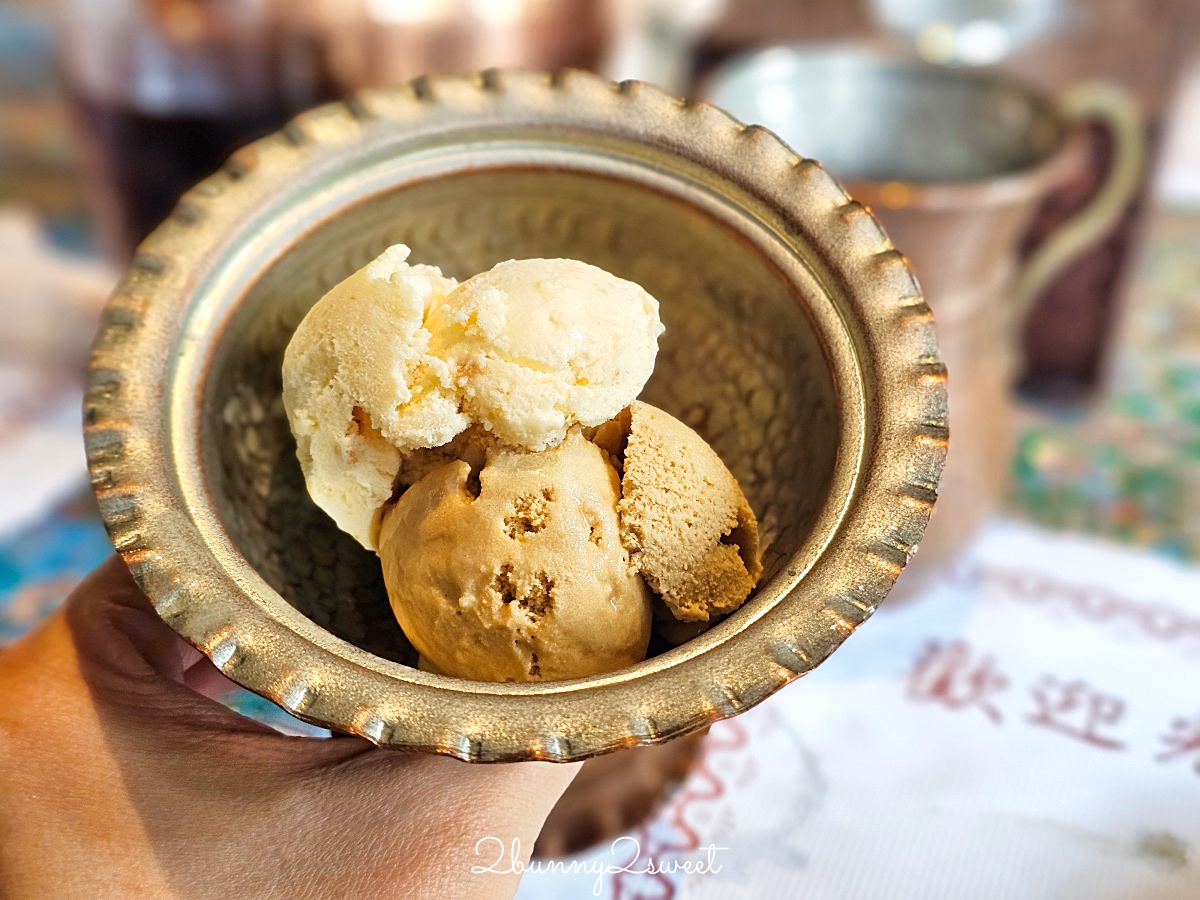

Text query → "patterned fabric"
[1010,209,1200,559]
[514,520,1200,899]
[0,497,111,644]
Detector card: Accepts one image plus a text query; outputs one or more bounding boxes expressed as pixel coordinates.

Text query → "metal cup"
[706,45,1144,592]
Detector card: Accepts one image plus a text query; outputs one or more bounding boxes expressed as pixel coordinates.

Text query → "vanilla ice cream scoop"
[282,246,663,549]
[378,431,652,682]
[282,245,465,548]
[428,257,664,451]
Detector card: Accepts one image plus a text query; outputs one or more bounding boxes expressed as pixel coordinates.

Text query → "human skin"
[0,557,579,899]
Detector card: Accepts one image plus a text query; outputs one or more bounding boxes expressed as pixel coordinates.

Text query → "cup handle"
[1009,81,1146,329]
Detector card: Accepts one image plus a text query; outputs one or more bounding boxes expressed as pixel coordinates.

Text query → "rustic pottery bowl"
[84,69,946,763]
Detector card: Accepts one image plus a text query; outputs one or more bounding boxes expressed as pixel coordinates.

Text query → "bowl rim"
[84,68,947,762]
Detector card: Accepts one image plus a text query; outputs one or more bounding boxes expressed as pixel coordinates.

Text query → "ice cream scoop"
[282,245,465,548]
[282,245,664,549]
[427,256,665,451]
[618,401,762,623]
[378,431,652,682]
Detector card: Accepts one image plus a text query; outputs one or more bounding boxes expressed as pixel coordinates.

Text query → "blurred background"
[5,1,1200,893]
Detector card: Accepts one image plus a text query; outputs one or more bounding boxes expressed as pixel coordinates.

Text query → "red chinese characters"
[907,640,1008,724]
[902,638,1200,766]
[1026,676,1127,751]
[1156,714,1200,773]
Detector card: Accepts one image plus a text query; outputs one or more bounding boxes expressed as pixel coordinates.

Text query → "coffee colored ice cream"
[619,402,762,623]
[378,431,651,682]
[377,403,761,681]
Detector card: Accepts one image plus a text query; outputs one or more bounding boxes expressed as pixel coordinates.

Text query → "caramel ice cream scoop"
[378,401,761,681]
[378,431,652,682]
[618,402,762,623]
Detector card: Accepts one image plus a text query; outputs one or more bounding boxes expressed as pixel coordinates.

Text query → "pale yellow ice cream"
[378,431,652,682]
[282,245,464,548]
[282,245,663,549]
[427,257,664,451]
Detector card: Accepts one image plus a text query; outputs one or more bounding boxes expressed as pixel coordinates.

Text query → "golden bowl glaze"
[84,69,946,763]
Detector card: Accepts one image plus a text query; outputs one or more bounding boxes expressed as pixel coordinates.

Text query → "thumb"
[64,555,282,735]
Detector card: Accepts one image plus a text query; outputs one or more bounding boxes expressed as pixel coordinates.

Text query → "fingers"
[182,655,242,701]
[19,558,584,898]
[66,555,202,682]
[63,555,277,734]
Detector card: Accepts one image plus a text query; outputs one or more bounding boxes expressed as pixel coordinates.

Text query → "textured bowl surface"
[85,69,946,762]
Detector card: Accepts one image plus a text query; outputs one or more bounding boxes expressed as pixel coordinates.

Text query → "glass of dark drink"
[57,0,339,262]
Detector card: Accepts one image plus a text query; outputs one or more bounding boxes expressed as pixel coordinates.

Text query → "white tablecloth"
[516,519,1200,899]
